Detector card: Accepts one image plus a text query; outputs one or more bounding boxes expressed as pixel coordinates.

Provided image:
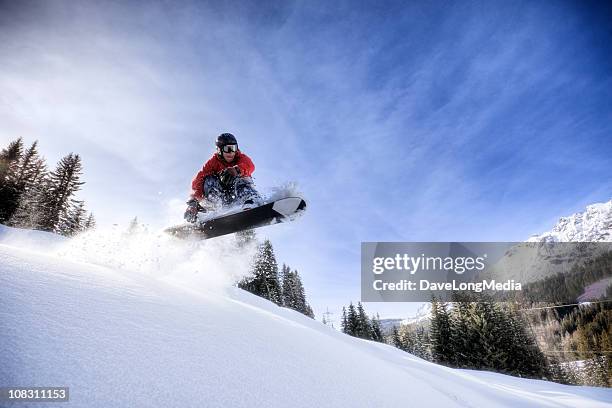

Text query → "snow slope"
[1,225,611,407]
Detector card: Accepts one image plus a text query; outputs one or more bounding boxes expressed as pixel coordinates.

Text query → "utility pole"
[322,307,335,328]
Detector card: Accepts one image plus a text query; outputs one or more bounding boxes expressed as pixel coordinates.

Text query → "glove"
[219,166,240,187]
[227,166,241,177]
[184,198,201,223]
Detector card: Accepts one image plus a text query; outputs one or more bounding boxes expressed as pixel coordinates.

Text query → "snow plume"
[265,181,304,202]
[2,223,258,294]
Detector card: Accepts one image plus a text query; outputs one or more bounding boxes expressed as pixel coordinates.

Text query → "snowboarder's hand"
[184,198,200,223]
[226,166,240,177]
[219,166,239,186]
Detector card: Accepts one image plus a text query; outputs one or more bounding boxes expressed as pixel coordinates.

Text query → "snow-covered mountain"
[378,318,405,335]
[379,304,433,335]
[403,302,433,325]
[528,200,612,242]
[482,200,612,284]
[1,225,610,407]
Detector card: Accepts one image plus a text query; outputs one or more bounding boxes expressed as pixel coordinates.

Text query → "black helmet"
[216,133,238,148]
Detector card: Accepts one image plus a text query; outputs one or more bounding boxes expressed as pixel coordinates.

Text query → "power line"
[541,350,612,354]
[518,299,612,312]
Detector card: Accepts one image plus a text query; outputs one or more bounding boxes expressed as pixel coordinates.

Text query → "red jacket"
[191,151,255,200]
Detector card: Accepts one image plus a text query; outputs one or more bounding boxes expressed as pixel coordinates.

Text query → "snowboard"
[164,196,306,240]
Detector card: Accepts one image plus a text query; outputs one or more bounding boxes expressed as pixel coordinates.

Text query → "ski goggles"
[221,144,238,153]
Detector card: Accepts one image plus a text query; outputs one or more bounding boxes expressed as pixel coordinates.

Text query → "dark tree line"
[512,250,612,387]
[521,250,612,304]
[339,294,546,379]
[238,239,314,318]
[0,137,95,235]
[428,294,549,379]
[340,302,384,342]
[383,250,612,387]
[385,295,553,381]
[281,264,314,317]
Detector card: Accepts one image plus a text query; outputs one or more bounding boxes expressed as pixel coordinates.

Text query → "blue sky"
[1,0,611,320]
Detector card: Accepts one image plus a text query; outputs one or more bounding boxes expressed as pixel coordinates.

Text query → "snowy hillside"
[528,200,612,242]
[1,225,611,407]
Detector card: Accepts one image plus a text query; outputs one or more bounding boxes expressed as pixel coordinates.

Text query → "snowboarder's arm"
[191,157,220,200]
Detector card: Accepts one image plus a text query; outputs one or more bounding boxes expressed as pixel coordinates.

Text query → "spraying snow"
[265,181,304,203]
[0,223,258,293]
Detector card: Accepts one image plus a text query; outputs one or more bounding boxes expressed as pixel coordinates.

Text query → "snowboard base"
[164,196,306,240]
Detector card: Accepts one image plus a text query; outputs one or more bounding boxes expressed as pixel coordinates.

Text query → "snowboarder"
[184,133,261,223]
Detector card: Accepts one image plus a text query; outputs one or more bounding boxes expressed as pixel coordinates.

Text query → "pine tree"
[83,212,96,230]
[0,138,24,222]
[391,326,403,349]
[127,216,140,234]
[450,300,472,367]
[474,301,501,369]
[2,141,93,235]
[355,302,372,339]
[281,264,293,307]
[402,327,417,353]
[341,307,348,334]
[9,142,48,229]
[371,313,384,342]
[414,326,431,360]
[0,138,23,185]
[9,182,45,229]
[58,200,86,236]
[498,303,548,378]
[340,302,381,342]
[304,304,315,319]
[13,141,45,193]
[346,302,358,336]
[280,265,314,318]
[37,153,84,233]
[238,240,282,305]
[444,296,549,379]
[292,270,308,314]
[430,298,453,365]
[2,140,46,223]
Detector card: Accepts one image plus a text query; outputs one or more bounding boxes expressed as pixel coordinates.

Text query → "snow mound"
[1,225,610,407]
[0,224,66,251]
